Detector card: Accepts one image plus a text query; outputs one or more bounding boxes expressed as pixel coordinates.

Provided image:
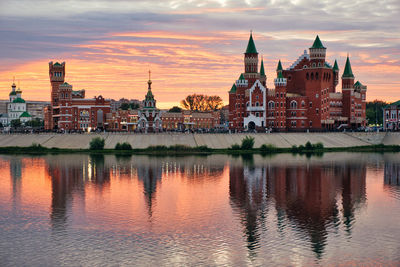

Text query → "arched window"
[312,63,316,67]
[306,73,309,80]
[301,101,305,107]
[268,101,275,109]
[316,72,319,80]
[256,102,259,107]
[290,100,297,109]
[311,73,314,80]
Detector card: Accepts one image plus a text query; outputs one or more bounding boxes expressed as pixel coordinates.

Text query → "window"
[290,101,297,109]
[316,93,319,98]
[309,121,313,127]
[311,73,314,80]
[301,101,305,107]
[310,102,312,108]
[312,63,316,67]
[316,72,319,80]
[256,102,259,107]
[268,101,275,109]
[316,108,319,114]
[306,73,309,80]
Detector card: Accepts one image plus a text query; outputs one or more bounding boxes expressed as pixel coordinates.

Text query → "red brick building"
[44,62,111,131]
[229,34,367,131]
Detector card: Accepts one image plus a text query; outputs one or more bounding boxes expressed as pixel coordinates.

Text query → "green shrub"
[115,142,132,150]
[230,144,241,150]
[291,145,298,153]
[90,137,105,150]
[314,142,324,150]
[260,144,277,153]
[147,145,168,151]
[241,136,255,150]
[169,144,191,151]
[305,141,313,150]
[196,145,211,152]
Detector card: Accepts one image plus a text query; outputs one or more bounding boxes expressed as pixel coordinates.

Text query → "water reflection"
[384,160,400,200]
[2,153,400,266]
[229,160,366,258]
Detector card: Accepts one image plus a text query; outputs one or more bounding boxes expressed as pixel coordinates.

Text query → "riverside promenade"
[0,132,399,149]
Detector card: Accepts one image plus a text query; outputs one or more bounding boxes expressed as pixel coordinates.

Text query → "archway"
[248,121,256,130]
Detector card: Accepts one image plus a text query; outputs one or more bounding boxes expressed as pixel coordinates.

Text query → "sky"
[0,0,399,108]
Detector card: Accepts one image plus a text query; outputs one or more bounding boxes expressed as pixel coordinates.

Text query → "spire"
[229,83,237,93]
[245,31,258,54]
[342,55,354,78]
[333,59,339,71]
[276,60,283,71]
[310,35,325,49]
[260,57,265,76]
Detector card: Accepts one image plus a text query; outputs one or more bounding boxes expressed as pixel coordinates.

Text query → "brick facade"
[229,34,367,131]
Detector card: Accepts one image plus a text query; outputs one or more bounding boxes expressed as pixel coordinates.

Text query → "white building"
[0,82,32,127]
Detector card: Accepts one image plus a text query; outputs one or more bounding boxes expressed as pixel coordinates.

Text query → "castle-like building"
[44,62,111,131]
[229,34,367,131]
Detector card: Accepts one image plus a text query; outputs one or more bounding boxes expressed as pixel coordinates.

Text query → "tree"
[89,137,105,150]
[130,103,140,109]
[11,119,21,128]
[366,100,386,125]
[180,94,223,111]
[120,103,130,110]
[25,118,43,127]
[169,106,182,112]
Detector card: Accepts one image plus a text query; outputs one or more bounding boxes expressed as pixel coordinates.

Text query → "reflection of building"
[383,100,400,130]
[384,162,400,186]
[45,155,111,231]
[229,165,267,253]
[44,62,111,131]
[229,33,367,131]
[229,162,366,258]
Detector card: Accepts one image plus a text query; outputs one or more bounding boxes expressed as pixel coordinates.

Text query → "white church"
[0,81,32,127]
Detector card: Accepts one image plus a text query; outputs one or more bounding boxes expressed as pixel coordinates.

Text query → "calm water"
[0,153,400,266]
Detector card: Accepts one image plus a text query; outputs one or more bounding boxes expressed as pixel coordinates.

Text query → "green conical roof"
[342,56,354,78]
[54,62,62,66]
[19,111,31,118]
[333,60,339,71]
[276,60,283,71]
[311,35,325,49]
[277,72,284,79]
[245,33,258,54]
[229,83,237,93]
[238,73,245,80]
[354,81,363,87]
[260,58,265,76]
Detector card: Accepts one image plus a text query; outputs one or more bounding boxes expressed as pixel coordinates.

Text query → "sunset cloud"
[0,0,399,106]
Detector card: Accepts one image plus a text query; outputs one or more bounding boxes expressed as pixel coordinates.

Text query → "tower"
[309,35,326,67]
[49,62,65,107]
[341,55,355,120]
[259,57,266,87]
[144,70,156,108]
[274,60,287,129]
[244,32,259,75]
[9,78,17,102]
[332,59,339,86]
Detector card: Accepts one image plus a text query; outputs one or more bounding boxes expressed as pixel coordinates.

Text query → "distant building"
[44,62,111,131]
[0,82,32,126]
[229,33,367,131]
[110,98,141,112]
[383,100,400,130]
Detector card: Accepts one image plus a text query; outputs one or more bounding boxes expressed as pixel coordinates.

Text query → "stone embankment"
[0,132,399,149]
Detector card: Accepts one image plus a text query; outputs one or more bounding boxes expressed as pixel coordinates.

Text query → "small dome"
[12,98,26,103]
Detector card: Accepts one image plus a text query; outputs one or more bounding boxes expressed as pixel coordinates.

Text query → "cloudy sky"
[0,0,399,107]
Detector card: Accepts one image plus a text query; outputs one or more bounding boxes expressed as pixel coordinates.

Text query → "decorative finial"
[13,76,15,83]
[250,29,252,35]
[149,70,151,80]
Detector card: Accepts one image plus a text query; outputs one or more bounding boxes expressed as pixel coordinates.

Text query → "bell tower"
[49,61,65,107]
[244,32,259,74]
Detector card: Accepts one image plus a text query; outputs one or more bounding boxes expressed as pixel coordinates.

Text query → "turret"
[244,32,258,74]
[259,57,266,87]
[274,60,287,129]
[341,55,354,89]
[309,35,326,67]
[332,59,339,86]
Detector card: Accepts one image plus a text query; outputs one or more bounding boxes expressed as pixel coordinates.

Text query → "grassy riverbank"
[0,143,400,156]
